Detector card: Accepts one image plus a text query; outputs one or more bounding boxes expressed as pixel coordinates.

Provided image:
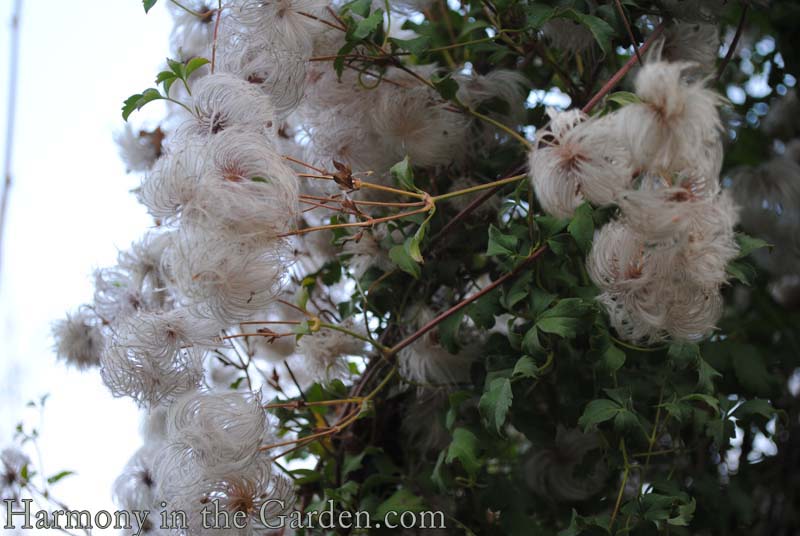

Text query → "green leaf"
[578,399,622,429]
[536,316,580,338]
[512,356,539,379]
[521,325,544,355]
[731,344,773,396]
[121,88,163,121]
[374,489,426,520]
[526,5,557,29]
[603,344,626,372]
[292,469,323,485]
[389,36,430,56]
[567,203,594,253]
[467,290,500,329]
[446,428,481,479]
[733,398,776,420]
[668,498,696,527]
[438,309,464,354]
[185,57,210,78]
[479,378,513,434]
[431,74,459,101]
[727,260,757,286]
[47,471,75,485]
[486,225,518,256]
[562,10,615,56]
[668,342,699,369]
[344,0,371,17]
[605,91,641,108]
[735,232,770,258]
[697,357,721,393]
[342,451,366,478]
[389,244,421,279]
[143,0,158,13]
[353,9,384,40]
[390,156,415,191]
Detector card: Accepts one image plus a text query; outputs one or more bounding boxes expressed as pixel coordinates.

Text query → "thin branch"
[0,0,22,290]
[614,0,642,65]
[387,246,548,356]
[717,4,749,82]
[581,22,666,114]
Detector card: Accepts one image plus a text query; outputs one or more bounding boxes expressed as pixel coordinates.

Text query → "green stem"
[464,107,532,149]
[169,0,208,18]
[433,173,526,202]
[320,322,391,354]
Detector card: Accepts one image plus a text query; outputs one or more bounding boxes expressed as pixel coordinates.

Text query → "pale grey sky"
[0,0,174,525]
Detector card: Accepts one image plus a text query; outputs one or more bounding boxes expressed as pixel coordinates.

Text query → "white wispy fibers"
[296,319,367,381]
[181,127,299,238]
[93,266,147,323]
[529,110,634,218]
[1,447,30,501]
[229,0,329,51]
[100,341,204,408]
[178,73,278,139]
[100,309,217,407]
[113,444,162,519]
[154,391,295,534]
[660,0,734,22]
[730,157,800,276]
[137,141,206,222]
[115,125,164,173]
[587,219,732,343]
[524,427,607,502]
[662,22,720,71]
[216,32,309,118]
[612,60,724,182]
[340,227,394,278]
[167,0,219,59]
[398,306,476,385]
[541,18,596,55]
[163,227,290,324]
[762,90,800,140]
[52,307,105,370]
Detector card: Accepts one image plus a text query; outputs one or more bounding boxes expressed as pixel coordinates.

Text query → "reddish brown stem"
[717,5,749,82]
[581,22,665,114]
[387,246,548,356]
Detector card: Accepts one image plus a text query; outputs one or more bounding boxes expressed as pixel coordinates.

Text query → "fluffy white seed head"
[164,228,290,324]
[524,426,607,502]
[229,0,328,51]
[179,73,277,140]
[398,306,475,385]
[613,61,724,181]
[115,125,164,173]
[167,0,218,59]
[529,111,634,218]
[52,308,105,370]
[296,319,367,381]
[216,33,309,118]
[182,127,299,238]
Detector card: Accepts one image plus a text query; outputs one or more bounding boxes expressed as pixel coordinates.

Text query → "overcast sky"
[0,0,173,524]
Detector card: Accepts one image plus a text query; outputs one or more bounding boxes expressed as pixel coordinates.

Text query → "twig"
[716,4,749,82]
[581,22,665,114]
[0,0,22,290]
[614,0,642,65]
[386,246,548,356]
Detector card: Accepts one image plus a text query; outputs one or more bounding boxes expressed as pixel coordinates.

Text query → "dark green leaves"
[567,203,595,253]
[431,74,459,101]
[479,378,513,434]
[445,428,481,480]
[486,224,518,257]
[122,88,163,121]
[143,0,158,13]
[353,9,384,40]
[390,156,415,191]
